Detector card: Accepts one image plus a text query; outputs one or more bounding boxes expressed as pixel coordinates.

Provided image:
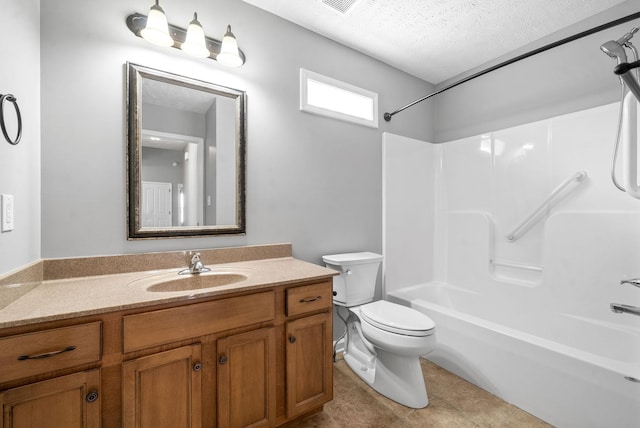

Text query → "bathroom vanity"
[0,244,336,427]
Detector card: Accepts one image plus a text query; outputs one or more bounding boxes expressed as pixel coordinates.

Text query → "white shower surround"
[382,102,640,427]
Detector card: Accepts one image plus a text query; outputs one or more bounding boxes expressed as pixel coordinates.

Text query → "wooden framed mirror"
[126,63,246,239]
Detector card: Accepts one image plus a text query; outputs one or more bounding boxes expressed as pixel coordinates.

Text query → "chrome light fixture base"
[126,13,246,66]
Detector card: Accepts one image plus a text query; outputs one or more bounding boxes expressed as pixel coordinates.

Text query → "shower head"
[601,40,628,64]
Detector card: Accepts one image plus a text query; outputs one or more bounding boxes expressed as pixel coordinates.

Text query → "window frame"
[299,68,379,128]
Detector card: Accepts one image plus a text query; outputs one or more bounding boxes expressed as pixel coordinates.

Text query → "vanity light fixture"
[139,0,173,47]
[181,13,210,58]
[217,25,243,67]
[126,4,246,66]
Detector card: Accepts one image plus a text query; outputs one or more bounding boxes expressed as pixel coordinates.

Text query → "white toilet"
[323,252,436,409]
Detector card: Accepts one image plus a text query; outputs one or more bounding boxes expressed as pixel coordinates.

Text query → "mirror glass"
[127,63,246,239]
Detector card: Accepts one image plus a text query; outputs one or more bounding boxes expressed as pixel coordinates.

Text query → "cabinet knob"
[193,362,202,372]
[85,390,99,403]
[219,355,228,365]
[288,335,297,344]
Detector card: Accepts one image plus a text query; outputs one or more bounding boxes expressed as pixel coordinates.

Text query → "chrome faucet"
[190,253,209,273]
[179,252,211,275]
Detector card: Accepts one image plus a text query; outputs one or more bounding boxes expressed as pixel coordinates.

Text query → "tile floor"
[289,357,553,427]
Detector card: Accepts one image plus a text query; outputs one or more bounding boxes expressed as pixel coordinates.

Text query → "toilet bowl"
[359,300,435,356]
[344,301,436,408]
[323,252,437,409]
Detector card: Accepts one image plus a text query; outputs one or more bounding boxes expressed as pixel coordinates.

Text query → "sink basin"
[146,272,248,292]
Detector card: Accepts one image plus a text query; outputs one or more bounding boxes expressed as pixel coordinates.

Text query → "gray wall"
[0,0,40,275]
[142,104,206,138]
[205,100,217,225]
[37,0,433,268]
[214,96,237,225]
[433,1,640,142]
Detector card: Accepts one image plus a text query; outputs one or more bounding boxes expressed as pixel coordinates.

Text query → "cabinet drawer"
[286,282,332,317]
[0,322,102,384]
[123,291,275,353]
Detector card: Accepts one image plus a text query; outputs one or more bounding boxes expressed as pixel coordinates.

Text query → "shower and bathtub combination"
[380,28,640,428]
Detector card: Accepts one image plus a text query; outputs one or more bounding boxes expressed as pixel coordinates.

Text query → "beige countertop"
[0,257,338,329]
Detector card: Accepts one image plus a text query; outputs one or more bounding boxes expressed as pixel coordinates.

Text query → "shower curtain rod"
[383,10,640,122]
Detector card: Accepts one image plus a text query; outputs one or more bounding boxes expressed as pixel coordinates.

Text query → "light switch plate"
[1,194,14,232]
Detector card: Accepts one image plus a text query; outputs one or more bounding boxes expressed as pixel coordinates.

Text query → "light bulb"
[181,12,210,58]
[217,25,243,67]
[140,1,173,47]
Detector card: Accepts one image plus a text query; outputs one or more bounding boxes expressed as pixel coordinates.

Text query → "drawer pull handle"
[289,335,297,344]
[85,390,99,403]
[17,345,77,361]
[219,355,228,365]
[299,296,322,303]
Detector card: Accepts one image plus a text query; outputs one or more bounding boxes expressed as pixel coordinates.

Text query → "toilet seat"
[360,300,435,337]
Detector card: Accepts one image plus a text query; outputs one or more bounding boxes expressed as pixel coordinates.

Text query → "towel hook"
[0,93,22,145]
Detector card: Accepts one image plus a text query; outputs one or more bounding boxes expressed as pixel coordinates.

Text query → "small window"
[300,69,378,128]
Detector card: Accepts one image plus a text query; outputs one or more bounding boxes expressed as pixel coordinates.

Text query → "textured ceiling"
[142,79,215,114]
[242,0,629,84]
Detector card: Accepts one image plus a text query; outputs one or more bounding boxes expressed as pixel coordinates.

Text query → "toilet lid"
[360,300,435,337]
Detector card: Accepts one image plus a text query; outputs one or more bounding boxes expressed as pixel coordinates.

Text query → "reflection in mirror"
[127,63,246,239]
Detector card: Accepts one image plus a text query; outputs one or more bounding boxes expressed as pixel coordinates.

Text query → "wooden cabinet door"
[122,345,202,428]
[0,369,100,428]
[285,312,333,418]
[217,328,276,428]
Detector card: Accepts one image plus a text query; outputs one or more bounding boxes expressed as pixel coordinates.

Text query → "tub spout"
[610,303,640,316]
[620,278,640,288]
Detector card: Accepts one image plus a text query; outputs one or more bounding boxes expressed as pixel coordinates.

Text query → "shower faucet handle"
[620,278,640,288]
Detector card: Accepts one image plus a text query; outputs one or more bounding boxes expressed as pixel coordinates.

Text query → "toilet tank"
[322,252,383,307]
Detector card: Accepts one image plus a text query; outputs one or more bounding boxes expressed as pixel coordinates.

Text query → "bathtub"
[387,282,640,428]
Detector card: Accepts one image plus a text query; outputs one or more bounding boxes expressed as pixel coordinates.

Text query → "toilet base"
[344,346,429,409]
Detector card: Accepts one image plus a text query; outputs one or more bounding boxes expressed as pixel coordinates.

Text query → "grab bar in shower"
[610,303,640,316]
[506,171,587,241]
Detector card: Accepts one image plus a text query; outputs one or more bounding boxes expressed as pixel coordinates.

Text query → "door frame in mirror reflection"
[141,130,205,228]
[126,62,246,239]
